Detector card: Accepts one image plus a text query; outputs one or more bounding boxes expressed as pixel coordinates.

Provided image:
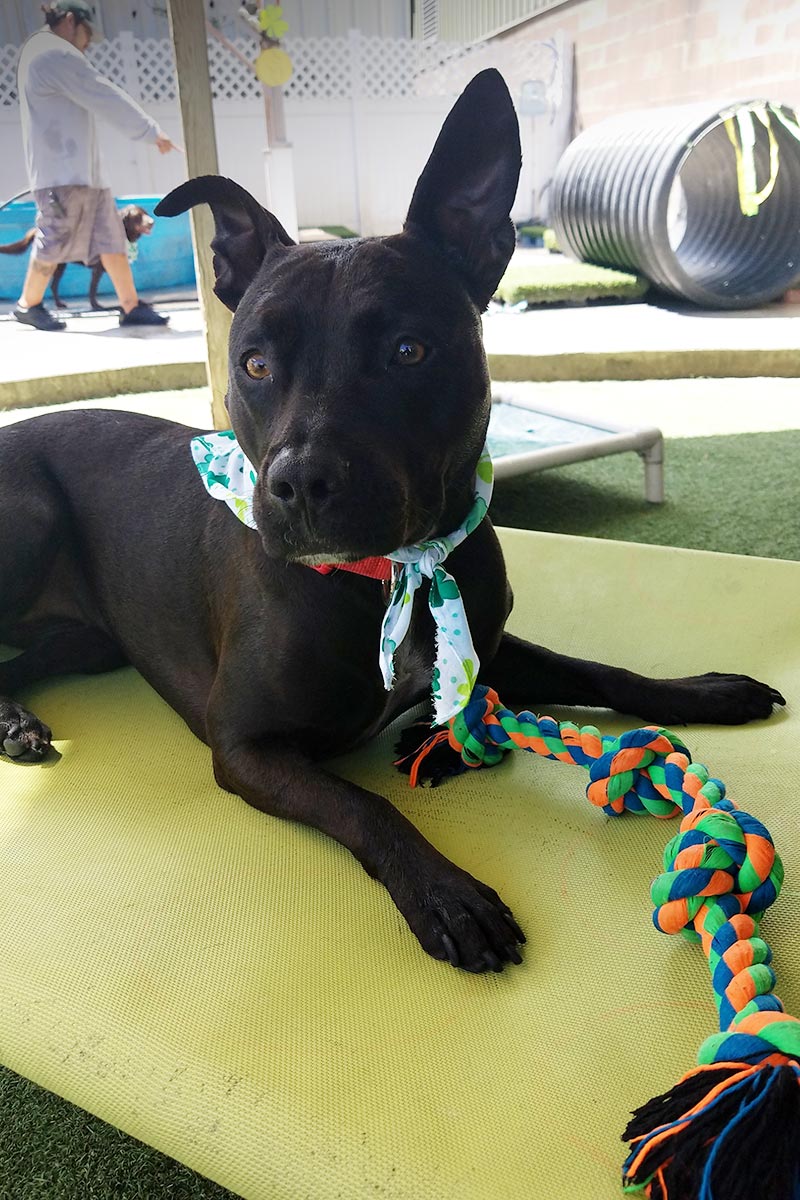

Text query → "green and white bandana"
[190,432,493,724]
[192,430,258,528]
[380,452,493,723]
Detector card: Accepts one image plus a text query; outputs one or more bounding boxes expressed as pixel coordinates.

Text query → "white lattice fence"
[208,37,260,102]
[133,36,176,103]
[0,32,530,108]
[285,36,351,101]
[87,36,125,84]
[0,42,19,106]
[0,30,570,233]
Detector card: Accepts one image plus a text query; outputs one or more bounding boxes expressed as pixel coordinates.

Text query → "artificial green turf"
[491,428,800,561]
[319,224,358,239]
[0,1067,236,1199]
[515,223,547,240]
[1,427,797,1199]
[495,259,649,306]
[296,224,357,240]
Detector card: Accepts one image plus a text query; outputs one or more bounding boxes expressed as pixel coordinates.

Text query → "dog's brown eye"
[243,353,272,380]
[392,338,427,366]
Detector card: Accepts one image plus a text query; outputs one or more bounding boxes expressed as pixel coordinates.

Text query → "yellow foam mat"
[1,529,798,1199]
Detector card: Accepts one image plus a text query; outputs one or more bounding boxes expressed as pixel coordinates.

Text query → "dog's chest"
[262,573,437,754]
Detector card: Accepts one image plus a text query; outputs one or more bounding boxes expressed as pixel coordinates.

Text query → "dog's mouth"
[274,525,405,565]
[261,499,457,567]
[291,549,375,567]
[253,483,436,566]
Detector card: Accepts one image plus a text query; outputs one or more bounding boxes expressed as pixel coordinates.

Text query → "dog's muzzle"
[261,446,363,555]
[265,446,347,524]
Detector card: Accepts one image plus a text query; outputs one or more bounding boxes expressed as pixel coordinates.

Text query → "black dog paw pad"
[0,703,53,763]
[3,737,30,758]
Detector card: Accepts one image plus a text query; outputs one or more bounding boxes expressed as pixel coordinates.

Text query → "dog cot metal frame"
[488,390,665,503]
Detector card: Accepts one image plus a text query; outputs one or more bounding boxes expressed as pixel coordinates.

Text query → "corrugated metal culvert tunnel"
[551,100,800,308]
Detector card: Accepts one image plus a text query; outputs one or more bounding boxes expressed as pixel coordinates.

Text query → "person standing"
[15,0,177,331]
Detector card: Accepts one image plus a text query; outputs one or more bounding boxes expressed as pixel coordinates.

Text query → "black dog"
[0,72,783,973]
[0,203,154,309]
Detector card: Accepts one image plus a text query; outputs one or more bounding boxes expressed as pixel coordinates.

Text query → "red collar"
[309,556,394,581]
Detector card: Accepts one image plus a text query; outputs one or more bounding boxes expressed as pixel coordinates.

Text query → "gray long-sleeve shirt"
[18,29,161,190]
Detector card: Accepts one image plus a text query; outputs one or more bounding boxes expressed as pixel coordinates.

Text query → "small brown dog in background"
[0,202,154,310]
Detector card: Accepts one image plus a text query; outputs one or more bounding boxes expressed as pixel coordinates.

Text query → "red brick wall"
[498,0,800,130]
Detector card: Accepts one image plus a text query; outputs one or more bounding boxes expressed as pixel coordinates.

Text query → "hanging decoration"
[253,4,292,87]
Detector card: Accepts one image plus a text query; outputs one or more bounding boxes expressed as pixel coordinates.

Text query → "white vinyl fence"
[0,31,570,234]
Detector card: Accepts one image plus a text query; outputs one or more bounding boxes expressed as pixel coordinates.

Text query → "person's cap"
[45,0,102,39]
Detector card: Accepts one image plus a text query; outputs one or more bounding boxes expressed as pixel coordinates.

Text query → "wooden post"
[166,0,230,429]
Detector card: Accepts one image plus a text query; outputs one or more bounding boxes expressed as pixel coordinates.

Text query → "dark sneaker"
[13,303,66,331]
[119,302,169,327]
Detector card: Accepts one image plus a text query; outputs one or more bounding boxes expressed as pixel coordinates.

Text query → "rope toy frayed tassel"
[394,721,467,787]
[622,1057,800,1199]
[624,798,800,1199]
[397,684,800,1199]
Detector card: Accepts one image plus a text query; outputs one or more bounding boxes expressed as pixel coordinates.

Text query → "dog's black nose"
[267,449,345,515]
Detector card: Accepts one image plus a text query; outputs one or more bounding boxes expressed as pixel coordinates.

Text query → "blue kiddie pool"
[0,194,195,300]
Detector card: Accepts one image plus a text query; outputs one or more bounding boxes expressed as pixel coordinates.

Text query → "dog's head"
[156,69,520,563]
[121,204,154,243]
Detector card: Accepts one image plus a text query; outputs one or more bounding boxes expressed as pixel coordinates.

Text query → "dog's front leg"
[482,632,784,726]
[210,736,525,972]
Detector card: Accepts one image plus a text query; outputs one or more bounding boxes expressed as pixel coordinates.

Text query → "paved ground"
[0,294,206,407]
[3,295,800,408]
[483,299,800,381]
[1,250,799,411]
[486,250,800,379]
[3,376,800,444]
[493,377,800,438]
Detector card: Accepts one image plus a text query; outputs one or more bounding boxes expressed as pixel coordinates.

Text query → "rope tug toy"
[396,684,800,1200]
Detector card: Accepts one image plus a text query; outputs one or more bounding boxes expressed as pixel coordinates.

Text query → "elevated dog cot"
[488,387,664,502]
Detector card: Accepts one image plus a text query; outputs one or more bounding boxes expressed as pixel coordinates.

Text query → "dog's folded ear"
[155,176,295,311]
[404,69,521,309]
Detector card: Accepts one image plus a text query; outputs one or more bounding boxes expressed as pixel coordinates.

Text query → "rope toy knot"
[700,1005,800,1067]
[446,684,690,818]
[393,680,799,1198]
[652,801,784,941]
[584,727,687,817]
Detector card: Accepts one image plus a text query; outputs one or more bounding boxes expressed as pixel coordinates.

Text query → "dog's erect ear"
[155,176,295,311]
[404,69,521,308]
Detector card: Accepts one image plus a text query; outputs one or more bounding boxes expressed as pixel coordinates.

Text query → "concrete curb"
[3,345,800,410]
[487,347,800,382]
[0,361,207,410]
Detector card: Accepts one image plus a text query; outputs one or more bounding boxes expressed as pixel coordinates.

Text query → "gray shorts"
[31,186,127,265]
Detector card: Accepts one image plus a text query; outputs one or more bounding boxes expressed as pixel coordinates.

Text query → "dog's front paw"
[396,868,526,973]
[651,672,785,726]
[0,700,52,762]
